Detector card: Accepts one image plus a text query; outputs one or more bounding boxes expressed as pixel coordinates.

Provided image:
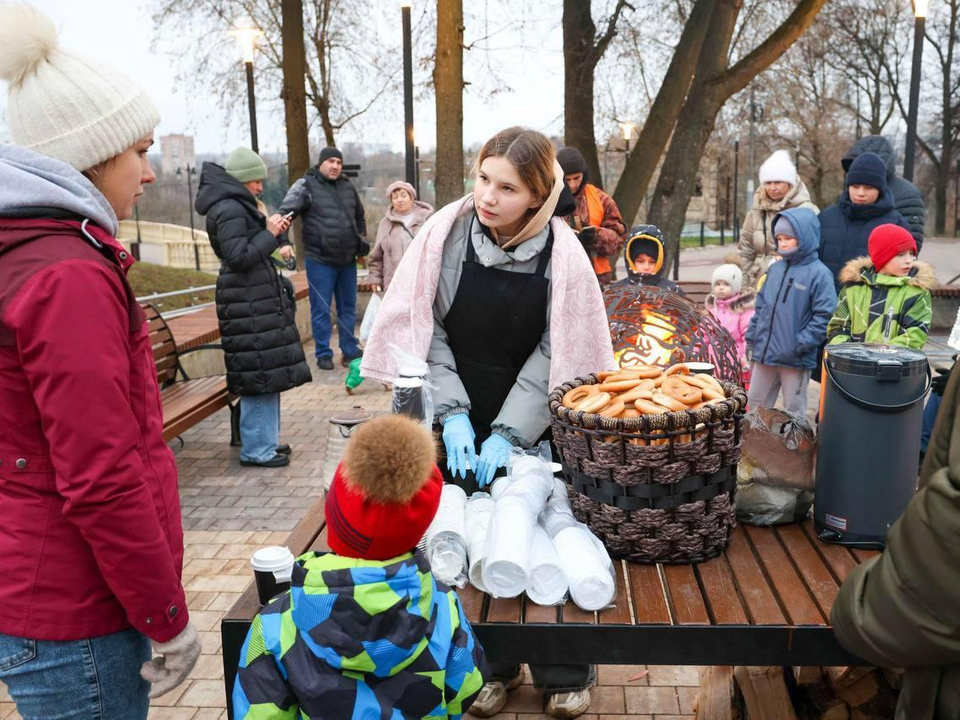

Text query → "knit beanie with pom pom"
[0,3,160,171]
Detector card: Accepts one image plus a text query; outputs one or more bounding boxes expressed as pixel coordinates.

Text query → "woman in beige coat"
[367,181,433,291]
[738,150,819,286]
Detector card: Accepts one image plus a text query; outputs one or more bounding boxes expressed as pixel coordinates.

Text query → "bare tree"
[755,23,855,208]
[150,0,399,147]
[562,0,634,189]
[917,0,960,234]
[823,0,911,136]
[435,0,465,207]
[645,0,829,271]
[610,0,713,226]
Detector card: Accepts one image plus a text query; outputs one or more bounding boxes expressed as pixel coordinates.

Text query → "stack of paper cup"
[526,525,568,605]
[482,495,533,597]
[426,484,468,585]
[553,523,616,611]
[465,493,494,591]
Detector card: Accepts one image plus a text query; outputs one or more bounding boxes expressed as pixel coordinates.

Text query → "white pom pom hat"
[758,149,797,186]
[0,3,160,171]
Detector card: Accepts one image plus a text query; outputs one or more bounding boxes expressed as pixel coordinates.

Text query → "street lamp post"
[233,25,263,153]
[401,2,416,187]
[903,0,928,182]
[177,164,200,271]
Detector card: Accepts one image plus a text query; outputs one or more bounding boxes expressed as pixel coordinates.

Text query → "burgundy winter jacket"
[0,217,188,643]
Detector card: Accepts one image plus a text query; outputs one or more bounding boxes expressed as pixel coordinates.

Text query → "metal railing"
[136,285,217,318]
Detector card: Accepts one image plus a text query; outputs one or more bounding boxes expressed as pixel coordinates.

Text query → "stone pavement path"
[0,343,699,719]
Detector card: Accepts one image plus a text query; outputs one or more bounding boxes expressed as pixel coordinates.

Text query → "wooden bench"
[678,280,713,307]
[144,303,237,443]
[220,497,874,716]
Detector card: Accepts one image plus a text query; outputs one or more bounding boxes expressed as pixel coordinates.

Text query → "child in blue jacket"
[745,207,837,416]
[232,415,487,719]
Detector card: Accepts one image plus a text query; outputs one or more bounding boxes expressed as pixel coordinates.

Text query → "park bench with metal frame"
[144,302,238,444]
[220,493,873,717]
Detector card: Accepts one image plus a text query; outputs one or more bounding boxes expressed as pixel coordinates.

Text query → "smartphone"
[282,211,295,221]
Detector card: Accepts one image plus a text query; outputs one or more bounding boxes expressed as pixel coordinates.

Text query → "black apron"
[441,217,554,492]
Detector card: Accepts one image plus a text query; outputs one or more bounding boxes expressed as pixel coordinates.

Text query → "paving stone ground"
[0,343,698,719]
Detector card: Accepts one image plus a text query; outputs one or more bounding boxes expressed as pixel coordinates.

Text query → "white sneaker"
[545,688,592,718]
[467,667,525,717]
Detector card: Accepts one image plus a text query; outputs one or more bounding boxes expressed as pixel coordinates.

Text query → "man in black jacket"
[280,147,367,370]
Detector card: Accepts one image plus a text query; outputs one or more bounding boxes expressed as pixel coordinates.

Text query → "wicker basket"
[549,375,748,565]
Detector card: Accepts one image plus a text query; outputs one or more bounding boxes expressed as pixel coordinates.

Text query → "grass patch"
[128,262,217,312]
[679,234,736,249]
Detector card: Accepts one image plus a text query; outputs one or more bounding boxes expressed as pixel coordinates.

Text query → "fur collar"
[838,256,938,290]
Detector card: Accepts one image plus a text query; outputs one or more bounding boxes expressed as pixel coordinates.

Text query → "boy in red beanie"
[827,223,936,350]
[233,415,487,719]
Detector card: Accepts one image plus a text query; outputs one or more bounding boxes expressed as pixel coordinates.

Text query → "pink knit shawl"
[360,196,615,390]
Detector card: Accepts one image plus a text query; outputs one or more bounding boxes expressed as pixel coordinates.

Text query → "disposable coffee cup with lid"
[685,362,716,376]
[250,546,296,606]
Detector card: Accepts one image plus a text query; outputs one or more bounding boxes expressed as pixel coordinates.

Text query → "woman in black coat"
[195,148,312,468]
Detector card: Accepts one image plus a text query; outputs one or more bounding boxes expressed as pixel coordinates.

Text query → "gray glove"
[140,621,201,698]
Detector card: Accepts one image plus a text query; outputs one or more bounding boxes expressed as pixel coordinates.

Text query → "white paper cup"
[250,546,295,605]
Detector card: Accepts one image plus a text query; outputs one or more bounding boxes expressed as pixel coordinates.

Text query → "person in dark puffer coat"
[841,135,926,249]
[195,149,312,468]
[818,152,912,291]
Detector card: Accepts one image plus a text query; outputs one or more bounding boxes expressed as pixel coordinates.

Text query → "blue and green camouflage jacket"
[233,550,487,719]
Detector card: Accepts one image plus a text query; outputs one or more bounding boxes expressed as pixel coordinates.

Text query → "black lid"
[826,343,928,377]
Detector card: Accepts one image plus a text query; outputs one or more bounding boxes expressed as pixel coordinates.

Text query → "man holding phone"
[278,147,368,371]
[557,146,626,288]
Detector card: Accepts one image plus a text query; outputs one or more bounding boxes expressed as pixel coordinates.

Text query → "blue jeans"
[0,629,151,719]
[240,393,281,463]
[920,392,942,453]
[305,258,360,361]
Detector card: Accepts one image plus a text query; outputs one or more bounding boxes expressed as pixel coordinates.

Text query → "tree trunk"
[647,0,829,271]
[281,0,311,267]
[646,2,741,271]
[934,4,958,236]
[434,0,465,208]
[612,0,713,226]
[563,0,604,188]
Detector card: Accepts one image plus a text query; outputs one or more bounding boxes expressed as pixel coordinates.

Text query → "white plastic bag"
[359,292,381,344]
[390,349,434,428]
[949,306,960,351]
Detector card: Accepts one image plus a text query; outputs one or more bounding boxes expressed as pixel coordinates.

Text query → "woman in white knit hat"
[737,149,819,286]
[0,3,199,716]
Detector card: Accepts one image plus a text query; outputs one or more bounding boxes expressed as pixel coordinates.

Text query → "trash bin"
[815,343,930,548]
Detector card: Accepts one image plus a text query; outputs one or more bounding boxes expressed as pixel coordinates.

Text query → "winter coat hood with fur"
[827,257,936,350]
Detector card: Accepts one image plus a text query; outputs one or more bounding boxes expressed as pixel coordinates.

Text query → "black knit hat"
[557,147,588,176]
[318,147,343,165]
[845,152,887,194]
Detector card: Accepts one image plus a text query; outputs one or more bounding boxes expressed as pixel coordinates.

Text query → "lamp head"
[232,24,263,63]
[914,0,928,17]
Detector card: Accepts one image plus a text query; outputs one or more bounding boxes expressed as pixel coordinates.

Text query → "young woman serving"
[361,126,614,718]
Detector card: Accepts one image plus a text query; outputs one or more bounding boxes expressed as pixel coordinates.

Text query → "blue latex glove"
[442,414,476,480]
[475,433,513,488]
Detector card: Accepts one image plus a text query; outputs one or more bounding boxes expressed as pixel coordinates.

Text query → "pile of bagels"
[561,363,726,420]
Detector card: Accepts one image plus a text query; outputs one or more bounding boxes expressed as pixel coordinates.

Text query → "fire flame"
[615,309,682,368]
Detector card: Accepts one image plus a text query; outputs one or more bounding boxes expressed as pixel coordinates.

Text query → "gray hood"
[0,144,118,235]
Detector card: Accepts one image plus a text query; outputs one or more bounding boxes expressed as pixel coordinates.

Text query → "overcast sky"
[0,1,568,155]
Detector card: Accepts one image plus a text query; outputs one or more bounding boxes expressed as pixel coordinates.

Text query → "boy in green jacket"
[827,224,936,350]
[233,415,487,719]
